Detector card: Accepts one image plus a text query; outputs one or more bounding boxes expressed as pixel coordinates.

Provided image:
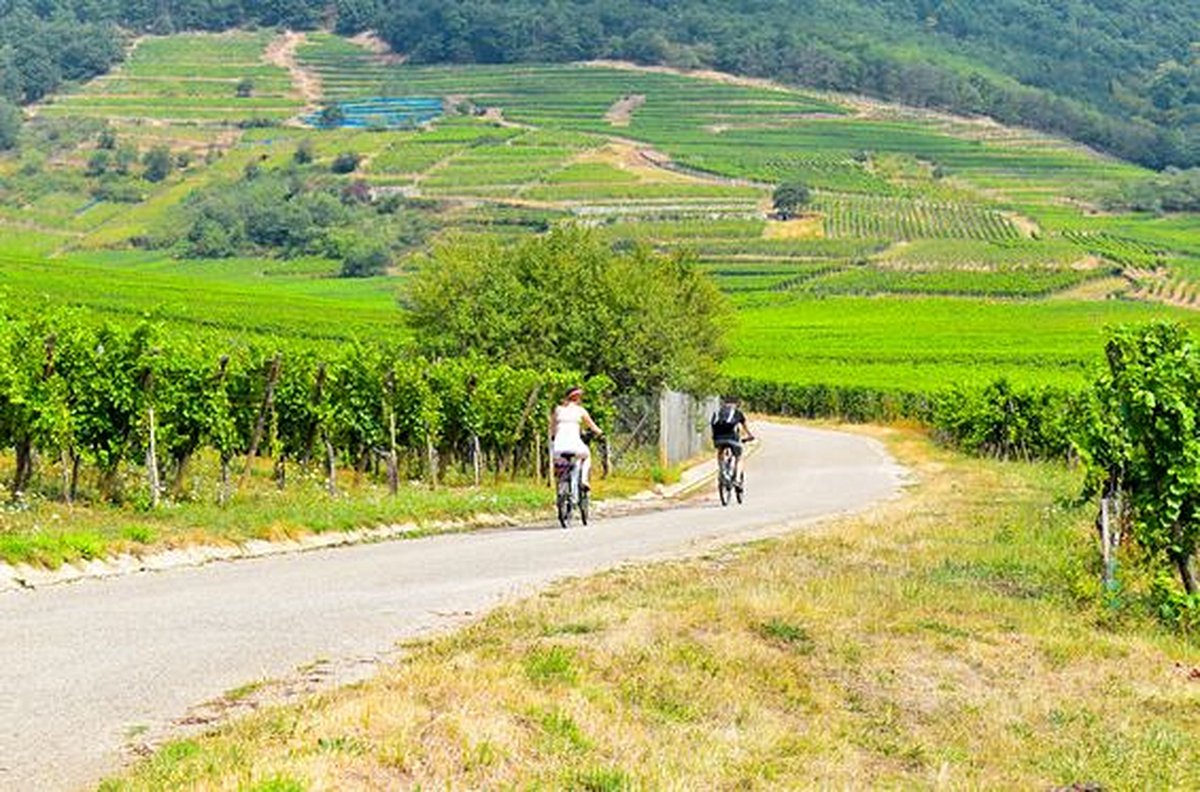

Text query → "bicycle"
[717,445,743,506]
[555,451,589,528]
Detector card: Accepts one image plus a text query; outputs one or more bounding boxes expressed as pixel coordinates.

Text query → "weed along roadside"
[99,424,1200,790]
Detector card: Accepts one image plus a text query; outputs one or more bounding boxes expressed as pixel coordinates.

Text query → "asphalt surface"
[0,422,903,791]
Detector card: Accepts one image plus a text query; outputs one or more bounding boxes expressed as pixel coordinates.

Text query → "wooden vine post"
[142,356,161,509]
[425,435,438,490]
[510,385,541,479]
[217,355,232,506]
[238,353,282,492]
[385,370,399,495]
[472,433,482,487]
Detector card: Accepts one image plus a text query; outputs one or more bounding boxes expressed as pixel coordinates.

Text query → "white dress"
[553,403,589,456]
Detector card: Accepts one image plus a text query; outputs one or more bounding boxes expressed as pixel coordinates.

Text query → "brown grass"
[763,216,825,240]
[104,426,1200,791]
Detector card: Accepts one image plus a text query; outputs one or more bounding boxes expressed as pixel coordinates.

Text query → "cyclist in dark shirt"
[711,396,754,491]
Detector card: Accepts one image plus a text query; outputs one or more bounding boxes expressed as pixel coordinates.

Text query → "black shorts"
[714,438,743,457]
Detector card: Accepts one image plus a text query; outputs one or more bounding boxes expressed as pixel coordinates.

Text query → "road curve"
[0,422,903,790]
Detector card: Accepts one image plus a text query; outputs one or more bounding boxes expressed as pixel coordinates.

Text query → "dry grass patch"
[1051,275,1130,301]
[763,215,824,240]
[105,426,1200,790]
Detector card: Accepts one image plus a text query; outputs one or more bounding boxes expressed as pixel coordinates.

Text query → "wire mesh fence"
[607,390,718,471]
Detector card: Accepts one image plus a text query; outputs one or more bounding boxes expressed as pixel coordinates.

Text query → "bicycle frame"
[717,445,740,506]
[555,453,588,527]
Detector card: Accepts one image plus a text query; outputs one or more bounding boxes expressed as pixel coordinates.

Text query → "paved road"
[0,422,903,791]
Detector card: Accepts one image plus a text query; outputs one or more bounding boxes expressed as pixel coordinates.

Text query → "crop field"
[725,297,1200,392]
[2,30,1197,404]
[0,254,404,342]
[796,265,1108,298]
[816,194,1020,240]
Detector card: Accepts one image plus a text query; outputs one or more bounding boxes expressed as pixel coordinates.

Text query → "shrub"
[340,242,391,278]
[142,146,173,182]
[293,139,315,165]
[0,98,20,150]
[331,152,362,174]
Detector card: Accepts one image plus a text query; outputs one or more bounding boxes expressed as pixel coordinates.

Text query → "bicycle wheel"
[579,483,590,525]
[735,471,744,504]
[556,478,571,528]
[718,451,732,506]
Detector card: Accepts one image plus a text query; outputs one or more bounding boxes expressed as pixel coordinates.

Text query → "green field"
[2,29,1198,400]
[726,297,1199,391]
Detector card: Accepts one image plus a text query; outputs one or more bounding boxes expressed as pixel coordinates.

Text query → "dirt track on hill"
[264,30,321,113]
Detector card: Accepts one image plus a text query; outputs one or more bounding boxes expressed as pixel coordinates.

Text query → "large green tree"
[405,227,730,392]
[773,181,811,220]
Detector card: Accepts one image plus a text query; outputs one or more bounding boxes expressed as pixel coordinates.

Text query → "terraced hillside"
[1,30,1197,394]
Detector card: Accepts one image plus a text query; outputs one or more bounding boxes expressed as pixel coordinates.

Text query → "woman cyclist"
[551,385,603,491]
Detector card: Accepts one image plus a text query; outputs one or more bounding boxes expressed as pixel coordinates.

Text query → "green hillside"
[1,1,1198,169]
[374,0,1200,170]
[1,29,1197,402]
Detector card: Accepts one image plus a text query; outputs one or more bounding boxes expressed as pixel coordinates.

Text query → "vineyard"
[796,265,1111,298]
[42,33,301,124]
[0,27,1198,491]
[725,297,1199,393]
[0,310,610,515]
[815,195,1021,241]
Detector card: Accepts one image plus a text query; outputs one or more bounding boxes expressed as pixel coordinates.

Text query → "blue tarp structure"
[304,97,443,129]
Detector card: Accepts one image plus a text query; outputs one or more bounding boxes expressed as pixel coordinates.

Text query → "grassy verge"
[0,461,650,569]
[102,426,1200,789]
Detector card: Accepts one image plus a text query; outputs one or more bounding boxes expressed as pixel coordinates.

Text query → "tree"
[235,77,254,98]
[86,149,111,177]
[773,181,811,220]
[114,144,138,175]
[406,227,729,392]
[142,145,173,183]
[317,103,345,129]
[0,98,20,150]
